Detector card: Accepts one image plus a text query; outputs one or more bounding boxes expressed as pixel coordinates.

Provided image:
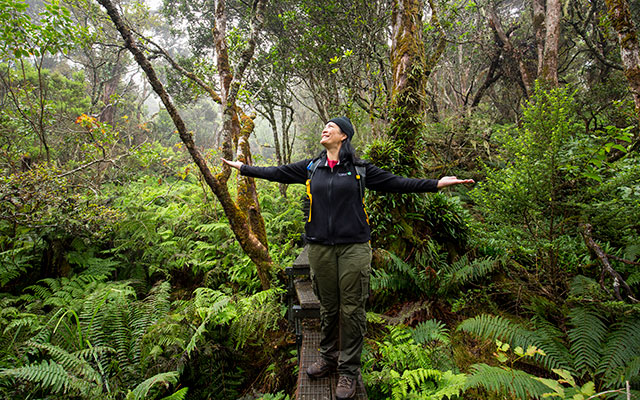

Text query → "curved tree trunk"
[97,0,273,290]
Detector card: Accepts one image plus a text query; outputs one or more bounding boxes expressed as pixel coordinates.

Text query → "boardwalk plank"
[294,280,320,309]
[297,329,368,400]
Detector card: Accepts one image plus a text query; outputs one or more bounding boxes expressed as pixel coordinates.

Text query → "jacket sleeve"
[239,159,311,184]
[364,162,439,193]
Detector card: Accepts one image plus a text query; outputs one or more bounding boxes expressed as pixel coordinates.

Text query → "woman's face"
[320,122,347,148]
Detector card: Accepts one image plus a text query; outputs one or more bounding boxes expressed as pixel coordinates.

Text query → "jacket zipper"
[328,165,335,244]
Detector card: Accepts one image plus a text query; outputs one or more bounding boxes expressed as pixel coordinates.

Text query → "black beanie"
[328,116,354,141]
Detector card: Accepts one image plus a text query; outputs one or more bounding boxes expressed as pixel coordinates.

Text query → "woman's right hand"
[222,158,243,170]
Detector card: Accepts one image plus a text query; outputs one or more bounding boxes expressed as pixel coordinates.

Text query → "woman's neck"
[326,148,340,161]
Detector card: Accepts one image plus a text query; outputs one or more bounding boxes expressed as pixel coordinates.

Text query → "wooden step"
[297,329,368,400]
[295,280,319,309]
[292,245,310,269]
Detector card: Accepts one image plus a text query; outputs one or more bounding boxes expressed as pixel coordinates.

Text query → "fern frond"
[185,289,231,355]
[434,370,467,399]
[411,319,450,345]
[466,363,550,399]
[619,356,640,383]
[457,314,532,345]
[569,275,605,299]
[567,306,607,377]
[0,245,39,286]
[29,342,101,384]
[530,316,573,372]
[371,249,433,294]
[440,255,503,289]
[160,387,188,400]
[458,314,573,372]
[0,359,96,395]
[230,288,286,349]
[598,317,640,385]
[391,368,442,399]
[125,371,179,400]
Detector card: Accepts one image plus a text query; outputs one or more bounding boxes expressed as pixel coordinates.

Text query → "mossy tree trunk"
[97,0,273,290]
[367,0,447,255]
[604,0,640,124]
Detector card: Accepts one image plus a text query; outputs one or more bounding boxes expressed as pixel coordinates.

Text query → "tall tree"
[96,0,274,290]
[604,0,640,125]
[366,0,453,257]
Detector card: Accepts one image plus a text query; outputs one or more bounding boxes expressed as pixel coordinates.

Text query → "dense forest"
[1,0,639,398]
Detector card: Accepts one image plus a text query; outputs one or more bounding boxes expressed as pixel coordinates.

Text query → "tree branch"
[580,223,638,303]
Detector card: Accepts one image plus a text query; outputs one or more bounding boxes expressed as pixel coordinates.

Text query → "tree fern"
[465,363,550,399]
[567,306,607,377]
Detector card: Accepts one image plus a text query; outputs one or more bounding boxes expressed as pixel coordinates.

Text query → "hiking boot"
[335,374,356,399]
[306,358,335,379]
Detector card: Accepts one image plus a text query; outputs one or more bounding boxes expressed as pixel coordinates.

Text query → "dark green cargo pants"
[308,242,372,378]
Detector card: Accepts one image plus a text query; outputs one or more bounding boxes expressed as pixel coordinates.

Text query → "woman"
[223,116,473,399]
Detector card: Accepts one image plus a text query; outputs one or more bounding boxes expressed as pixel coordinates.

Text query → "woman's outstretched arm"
[222,158,309,184]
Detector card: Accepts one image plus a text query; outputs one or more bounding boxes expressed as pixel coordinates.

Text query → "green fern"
[433,370,467,399]
[160,387,189,400]
[390,368,442,399]
[0,358,98,395]
[185,288,231,355]
[457,314,572,372]
[568,275,608,300]
[597,317,640,386]
[567,307,607,377]
[439,254,503,290]
[411,319,450,345]
[28,342,103,384]
[371,249,436,294]
[0,245,38,286]
[230,288,286,349]
[457,314,535,347]
[465,363,550,399]
[125,371,179,400]
[529,316,573,372]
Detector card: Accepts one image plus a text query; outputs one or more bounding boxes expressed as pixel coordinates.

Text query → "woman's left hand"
[437,176,475,189]
[222,158,243,170]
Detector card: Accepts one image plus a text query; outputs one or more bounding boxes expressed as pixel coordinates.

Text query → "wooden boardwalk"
[288,246,368,400]
[297,329,368,400]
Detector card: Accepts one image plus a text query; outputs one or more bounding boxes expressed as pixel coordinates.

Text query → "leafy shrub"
[363,322,466,399]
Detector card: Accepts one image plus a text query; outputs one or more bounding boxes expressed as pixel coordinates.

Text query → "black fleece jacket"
[240,154,439,245]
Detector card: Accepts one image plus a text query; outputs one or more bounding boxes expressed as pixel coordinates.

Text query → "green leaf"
[535,377,564,396]
[579,381,595,396]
